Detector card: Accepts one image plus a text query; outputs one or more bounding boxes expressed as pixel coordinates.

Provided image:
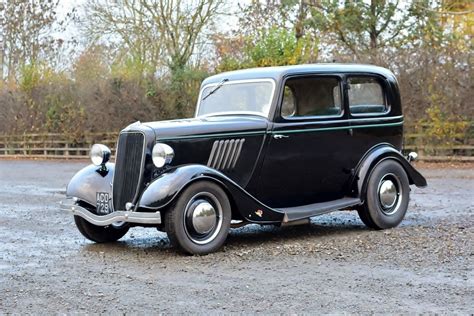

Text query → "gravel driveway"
[0,160,472,313]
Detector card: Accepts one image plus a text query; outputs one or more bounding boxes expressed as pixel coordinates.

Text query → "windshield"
[196,79,275,117]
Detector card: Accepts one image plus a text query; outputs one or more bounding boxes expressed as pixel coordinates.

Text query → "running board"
[279,197,362,222]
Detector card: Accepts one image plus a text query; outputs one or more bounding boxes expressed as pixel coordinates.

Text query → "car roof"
[201,63,396,86]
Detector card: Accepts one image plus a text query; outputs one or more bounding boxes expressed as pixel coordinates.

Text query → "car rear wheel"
[358,159,410,229]
[165,181,231,255]
[74,202,129,243]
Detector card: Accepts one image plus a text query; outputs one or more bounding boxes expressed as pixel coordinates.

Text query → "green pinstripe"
[275,121,404,135]
[158,121,403,141]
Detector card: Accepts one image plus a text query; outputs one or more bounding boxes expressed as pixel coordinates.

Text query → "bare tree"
[0,0,59,80]
[84,0,165,78]
[238,0,313,41]
[140,0,223,76]
[308,0,417,60]
[84,0,223,117]
[84,0,223,80]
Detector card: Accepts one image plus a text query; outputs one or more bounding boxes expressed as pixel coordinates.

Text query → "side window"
[282,77,342,118]
[348,77,387,115]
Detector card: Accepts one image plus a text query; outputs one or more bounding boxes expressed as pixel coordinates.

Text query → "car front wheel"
[165,181,231,255]
[358,159,410,229]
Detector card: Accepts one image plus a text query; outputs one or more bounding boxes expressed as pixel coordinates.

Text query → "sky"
[58,0,86,19]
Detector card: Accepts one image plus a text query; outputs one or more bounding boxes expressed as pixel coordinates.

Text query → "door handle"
[347,128,353,136]
[273,134,289,139]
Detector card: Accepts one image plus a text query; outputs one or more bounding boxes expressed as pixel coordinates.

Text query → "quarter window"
[281,86,296,117]
[282,77,342,118]
[348,77,387,115]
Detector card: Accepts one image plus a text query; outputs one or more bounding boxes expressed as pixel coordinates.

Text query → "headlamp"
[90,144,111,166]
[152,143,174,168]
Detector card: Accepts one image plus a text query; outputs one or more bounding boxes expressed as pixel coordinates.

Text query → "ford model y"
[61,64,427,254]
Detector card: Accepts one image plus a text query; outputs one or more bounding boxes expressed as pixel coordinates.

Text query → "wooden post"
[23,134,27,156]
[65,143,69,160]
[43,135,47,157]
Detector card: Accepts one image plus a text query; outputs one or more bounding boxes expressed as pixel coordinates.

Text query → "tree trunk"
[369,0,377,52]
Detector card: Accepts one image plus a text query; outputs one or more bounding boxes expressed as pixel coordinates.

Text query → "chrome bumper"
[60,200,162,226]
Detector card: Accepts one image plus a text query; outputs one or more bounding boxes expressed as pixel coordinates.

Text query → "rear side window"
[348,77,387,115]
[282,77,342,118]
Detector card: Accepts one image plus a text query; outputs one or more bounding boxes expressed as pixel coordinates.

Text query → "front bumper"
[60,199,162,226]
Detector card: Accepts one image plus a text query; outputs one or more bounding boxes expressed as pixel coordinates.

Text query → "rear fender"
[355,145,427,199]
[138,164,284,224]
[66,163,114,207]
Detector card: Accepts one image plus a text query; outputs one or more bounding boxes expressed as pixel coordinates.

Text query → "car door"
[256,74,353,208]
[346,74,403,163]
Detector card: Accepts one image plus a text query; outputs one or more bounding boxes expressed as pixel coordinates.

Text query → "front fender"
[138,164,285,224]
[66,163,114,207]
[355,145,427,198]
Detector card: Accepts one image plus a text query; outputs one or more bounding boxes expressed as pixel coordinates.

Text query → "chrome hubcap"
[184,192,223,245]
[379,180,397,208]
[191,201,216,234]
[377,173,402,215]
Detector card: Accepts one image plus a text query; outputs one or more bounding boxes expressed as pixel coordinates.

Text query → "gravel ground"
[0,160,473,313]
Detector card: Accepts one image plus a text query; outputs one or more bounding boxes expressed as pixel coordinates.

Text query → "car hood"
[139,115,269,141]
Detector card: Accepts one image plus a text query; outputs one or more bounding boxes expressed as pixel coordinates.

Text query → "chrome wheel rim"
[184,192,223,245]
[377,173,402,215]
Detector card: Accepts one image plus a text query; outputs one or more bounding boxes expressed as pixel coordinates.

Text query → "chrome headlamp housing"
[152,143,174,168]
[90,144,111,166]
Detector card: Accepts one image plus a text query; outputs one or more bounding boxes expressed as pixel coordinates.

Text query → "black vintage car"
[61,64,427,254]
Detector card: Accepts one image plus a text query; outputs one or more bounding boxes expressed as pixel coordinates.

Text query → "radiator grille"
[113,132,145,211]
[207,138,245,171]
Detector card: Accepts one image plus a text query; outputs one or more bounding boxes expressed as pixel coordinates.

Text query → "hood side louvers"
[207,138,245,171]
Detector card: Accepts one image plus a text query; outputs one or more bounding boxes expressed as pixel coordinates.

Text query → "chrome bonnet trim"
[60,200,161,226]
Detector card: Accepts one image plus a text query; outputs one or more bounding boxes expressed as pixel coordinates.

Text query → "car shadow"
[79,212,373,256]
[227,220,367,247]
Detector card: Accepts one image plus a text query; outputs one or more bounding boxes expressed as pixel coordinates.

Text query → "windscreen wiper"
[202,78,228,101]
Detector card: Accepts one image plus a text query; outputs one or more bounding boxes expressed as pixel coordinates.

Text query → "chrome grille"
[207,138,245,171]
[113,132,145,211]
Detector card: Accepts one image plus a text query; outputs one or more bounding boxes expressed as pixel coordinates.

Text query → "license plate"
[96,192,112,214]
